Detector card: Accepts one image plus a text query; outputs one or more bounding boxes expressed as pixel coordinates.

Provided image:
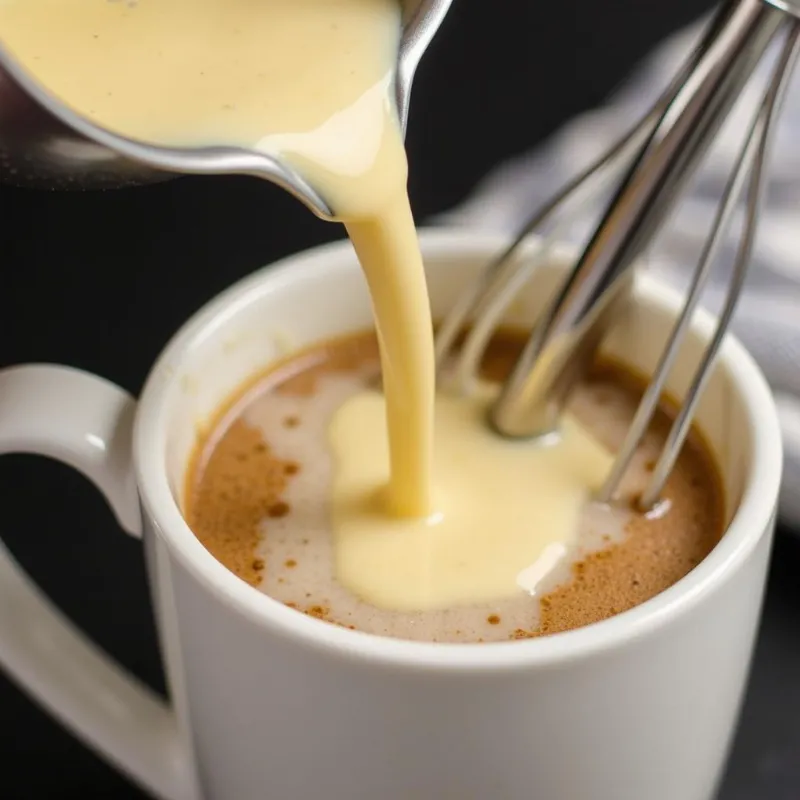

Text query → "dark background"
[1,1,799,798]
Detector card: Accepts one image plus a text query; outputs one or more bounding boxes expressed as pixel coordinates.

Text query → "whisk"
[435,0,799,510]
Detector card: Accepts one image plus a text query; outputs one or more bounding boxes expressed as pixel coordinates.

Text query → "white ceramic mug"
[0,231,782,800]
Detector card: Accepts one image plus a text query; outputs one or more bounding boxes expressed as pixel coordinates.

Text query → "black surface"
[2,1,798,798]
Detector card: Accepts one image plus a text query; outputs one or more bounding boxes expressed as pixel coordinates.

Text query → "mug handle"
[0,364,196,800]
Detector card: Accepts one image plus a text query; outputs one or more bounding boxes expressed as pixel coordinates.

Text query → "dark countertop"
[1,1,798,797]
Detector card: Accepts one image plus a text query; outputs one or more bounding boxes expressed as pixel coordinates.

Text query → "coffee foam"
[185,332,725,643]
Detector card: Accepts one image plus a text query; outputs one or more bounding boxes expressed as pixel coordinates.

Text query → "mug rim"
[133,229,783,672]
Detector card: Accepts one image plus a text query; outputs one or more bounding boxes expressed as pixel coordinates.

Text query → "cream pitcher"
[0,0,452,217]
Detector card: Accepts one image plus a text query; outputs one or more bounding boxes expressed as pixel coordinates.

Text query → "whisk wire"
[598,21,800,504]
[434,82,676,380]
[638,20,800,508]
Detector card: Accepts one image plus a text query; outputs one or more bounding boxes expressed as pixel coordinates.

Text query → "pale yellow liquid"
[0,0,612,612]
[0,0,433,517]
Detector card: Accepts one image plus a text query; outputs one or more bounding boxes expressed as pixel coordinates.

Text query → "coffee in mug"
[185,327,724,644]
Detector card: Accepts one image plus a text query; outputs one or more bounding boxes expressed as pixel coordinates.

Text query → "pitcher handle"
[0,364,197,800]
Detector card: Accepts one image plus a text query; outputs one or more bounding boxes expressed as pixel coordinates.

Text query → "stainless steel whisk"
[436,0,800,509]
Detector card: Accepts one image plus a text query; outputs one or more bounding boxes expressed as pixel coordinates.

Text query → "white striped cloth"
[438,15,800,527]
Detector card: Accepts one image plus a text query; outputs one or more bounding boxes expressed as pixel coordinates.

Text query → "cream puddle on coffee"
[0,1,722,630]
[329,387,613,610]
